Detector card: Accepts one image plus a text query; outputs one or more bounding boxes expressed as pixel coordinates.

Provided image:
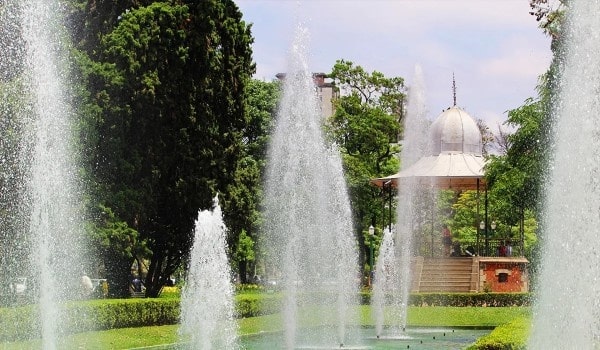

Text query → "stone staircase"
[412,257,478,293]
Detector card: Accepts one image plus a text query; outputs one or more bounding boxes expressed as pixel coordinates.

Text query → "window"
[498,273,508,283]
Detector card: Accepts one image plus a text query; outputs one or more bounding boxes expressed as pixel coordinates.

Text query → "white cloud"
[235,0,553,124]
[478,37,552,80]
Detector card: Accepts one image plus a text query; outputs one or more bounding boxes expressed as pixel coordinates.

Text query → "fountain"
[0,0,86,347]
[530,1,600,348]
[179,197,238,349]
[262,24,360,349]
[372,65,431,338]
[372,227,403,338]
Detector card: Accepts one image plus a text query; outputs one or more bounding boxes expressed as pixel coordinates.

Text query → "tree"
[82,1,254,296]
[221,79,278,284]
[476,118,495,156]
[88,205,149,297]
[326,59,405,275]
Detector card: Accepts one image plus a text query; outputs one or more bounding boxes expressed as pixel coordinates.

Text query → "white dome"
[429,106,482,156]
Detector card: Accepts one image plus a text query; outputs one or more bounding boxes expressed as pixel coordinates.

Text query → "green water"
[241,327,490,349]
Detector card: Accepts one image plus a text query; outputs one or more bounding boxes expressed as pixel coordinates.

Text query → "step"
[411,257,478,293]
[419,285,471,293]
[420,276,471,281]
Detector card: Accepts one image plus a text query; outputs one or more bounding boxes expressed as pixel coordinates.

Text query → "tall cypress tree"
[79,1,254,296]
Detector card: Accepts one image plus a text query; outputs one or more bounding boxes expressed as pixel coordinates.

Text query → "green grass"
[0,306,530,349]
[0,325,181,350]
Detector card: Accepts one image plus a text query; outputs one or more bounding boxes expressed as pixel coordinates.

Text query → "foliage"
[409,293,532,307]
[88,205,150,297]
[78,1,254,297]
[529,0,565,47]
[222,79,279,284]
[486,99,547,221]
[2,307,530,349]
[158,286,180,299]
[326,59,405,272]
[484,99,546,262]
[467,316,530,350]
[234,230,255,267]
[0,293,280,342]
[235,293,281,318]
[357,291,532,307]
[450,191,480,242]
[0,298,179,342]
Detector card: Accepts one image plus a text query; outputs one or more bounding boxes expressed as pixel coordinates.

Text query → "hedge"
[409,292,531,307]
[0,292,530,342]
[466,316,530,349]
[0,299,179,342]
[359,292,531,307]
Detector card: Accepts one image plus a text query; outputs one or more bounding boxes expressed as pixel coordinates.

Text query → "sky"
[234,0,553,130]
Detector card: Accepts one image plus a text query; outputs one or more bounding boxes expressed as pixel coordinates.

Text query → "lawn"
[0,306,530,349]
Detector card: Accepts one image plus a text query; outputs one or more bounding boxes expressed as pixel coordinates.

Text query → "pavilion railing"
[453,238,523,257]
[415,236,524,258]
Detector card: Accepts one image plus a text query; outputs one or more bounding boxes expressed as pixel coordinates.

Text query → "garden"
[0,287,531,349]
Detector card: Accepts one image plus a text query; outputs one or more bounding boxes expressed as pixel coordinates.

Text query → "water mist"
[180,197,237,349]
[262,25,359,348]
[372,65,430,336]
[0,1,87,347]
[530,1,600,348]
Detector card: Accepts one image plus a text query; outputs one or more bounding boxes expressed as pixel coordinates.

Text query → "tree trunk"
[238,260,247,284]
[105,255,132,298]
[144,251,164,297]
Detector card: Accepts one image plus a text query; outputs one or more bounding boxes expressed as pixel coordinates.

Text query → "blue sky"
[234,0,553,130]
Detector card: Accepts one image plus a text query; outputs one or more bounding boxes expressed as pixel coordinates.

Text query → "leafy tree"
[221,79,278,284]
[88,205,149,297]
[450,191,479,242]
[326,59,405,274]
[482,1,565,261]
[476,118,495,156]
[81,1,254,296]
[486,98,546,224]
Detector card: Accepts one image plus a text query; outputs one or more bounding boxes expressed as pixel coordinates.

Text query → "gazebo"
[370,104,528,293]
[371,105,486,190]
[371,105,490,252]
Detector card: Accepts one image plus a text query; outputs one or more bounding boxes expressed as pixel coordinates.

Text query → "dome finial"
[452,73,457,106]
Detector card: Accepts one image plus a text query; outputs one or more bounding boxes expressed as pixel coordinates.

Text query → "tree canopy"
[326,59,405,271]
[77,0,254,296]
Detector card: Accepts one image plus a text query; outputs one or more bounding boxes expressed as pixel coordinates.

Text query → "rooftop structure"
[372,104,486,190]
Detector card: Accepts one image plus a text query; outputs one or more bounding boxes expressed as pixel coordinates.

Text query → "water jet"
[262,24,360,349]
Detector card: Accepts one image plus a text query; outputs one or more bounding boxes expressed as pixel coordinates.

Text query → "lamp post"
[368,225,375,286]
[480,221,486,256]
[480,221,497,256]
[491,221,497,256]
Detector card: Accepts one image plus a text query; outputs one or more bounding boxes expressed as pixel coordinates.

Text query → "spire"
[452,73,457,106]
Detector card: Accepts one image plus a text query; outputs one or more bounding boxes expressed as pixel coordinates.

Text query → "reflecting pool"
[241,326,490,350]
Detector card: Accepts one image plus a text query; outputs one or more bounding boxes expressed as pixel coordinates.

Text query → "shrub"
[159,286,180,298]
[358,292,530,307]
[410,293,531,307]
[235,293,281,318]
[0,293,283,341]
[0,299,180,342]
[0,291,530,342]
[0,304,37,342]
[466,316,530,349]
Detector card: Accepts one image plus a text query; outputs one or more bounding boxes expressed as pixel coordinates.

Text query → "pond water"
[241,327,491,350]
